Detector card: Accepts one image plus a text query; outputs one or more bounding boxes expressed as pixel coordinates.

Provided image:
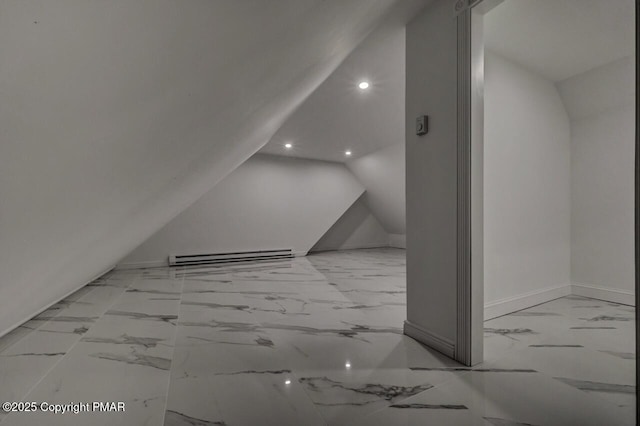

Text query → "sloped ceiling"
[557,55,635,122]
[258,16,414,237]
[0,0,426,334]
[259,0,635,163]
[484,0,635,82]
[259,17,409,162]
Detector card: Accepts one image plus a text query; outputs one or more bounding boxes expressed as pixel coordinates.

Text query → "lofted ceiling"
[259,16,410,162]
[484,0,635,82]
[262,0,634,163]
[0,0,429,334]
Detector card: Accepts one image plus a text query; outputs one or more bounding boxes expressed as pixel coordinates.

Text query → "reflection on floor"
[0,248,634,425]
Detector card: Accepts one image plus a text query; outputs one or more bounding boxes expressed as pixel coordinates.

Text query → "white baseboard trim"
[403,320,455,358]
[0,265,115,340]
[116,259,168,270]
[484,284,572,320]
[340,242,390,250]
[571,283,635,306]
[310,243,389,253]
[388,234,406,249]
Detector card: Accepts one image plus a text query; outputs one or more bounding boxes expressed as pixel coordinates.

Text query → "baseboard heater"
[169,249,293,267]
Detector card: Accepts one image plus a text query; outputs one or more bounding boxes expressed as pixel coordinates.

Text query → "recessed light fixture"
[345,362,351,369]
[358,81,370,90]
[285,379,291,385]
[284,143,292,149]
[345,150,352,157]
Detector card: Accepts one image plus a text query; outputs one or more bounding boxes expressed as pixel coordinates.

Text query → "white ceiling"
[259,14,411,162]
[263,0,635,163]
[484,0,635,82]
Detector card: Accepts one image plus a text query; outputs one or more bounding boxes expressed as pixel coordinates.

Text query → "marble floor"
[0,248,635,425]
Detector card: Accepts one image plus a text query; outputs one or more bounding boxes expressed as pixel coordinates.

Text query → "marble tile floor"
[0,248,635,425]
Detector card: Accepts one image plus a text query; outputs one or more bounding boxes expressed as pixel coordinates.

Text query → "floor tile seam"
[288,369,330,426]
[535,365,634,412]
[0,329,34,356]
[540,323,620,353]
[31,269,138,331]
[506,340,630,380]
[0,271,143,422]
[61,269,135,309]
[57,271,142,340]
[484,319,578,350]
[0,275,141,426]
[397,368,475,403]
[344,368,477,423]
[0,272,117,354]
[0,271,137,396]
[158,267,189,426]
[352,388,487,426]
[569,310,612,332]
[195,262,329,425]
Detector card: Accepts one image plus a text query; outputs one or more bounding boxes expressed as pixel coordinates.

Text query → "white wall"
[405,1,633,363]
[0,0,414,336]
[558,56,635,121]
[120,155,365,267]
[483,52,572,315]
[310,195,390,252]
[347,143,406,241]
[405,0,459,356]
[558,56,635,303]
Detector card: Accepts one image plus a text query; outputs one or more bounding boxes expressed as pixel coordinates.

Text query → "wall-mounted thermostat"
[416,115,428,136]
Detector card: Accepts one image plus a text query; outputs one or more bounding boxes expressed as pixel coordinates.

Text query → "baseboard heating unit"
[169,249,294,267]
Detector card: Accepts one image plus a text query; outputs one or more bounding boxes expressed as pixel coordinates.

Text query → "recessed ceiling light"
[345,150,352,156]
[285,379,291,385]
[358,81,370,90]
[284,143,292,149]
[345,362,351,369]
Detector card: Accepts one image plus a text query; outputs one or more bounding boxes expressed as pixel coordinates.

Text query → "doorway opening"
[463,0,636,420]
